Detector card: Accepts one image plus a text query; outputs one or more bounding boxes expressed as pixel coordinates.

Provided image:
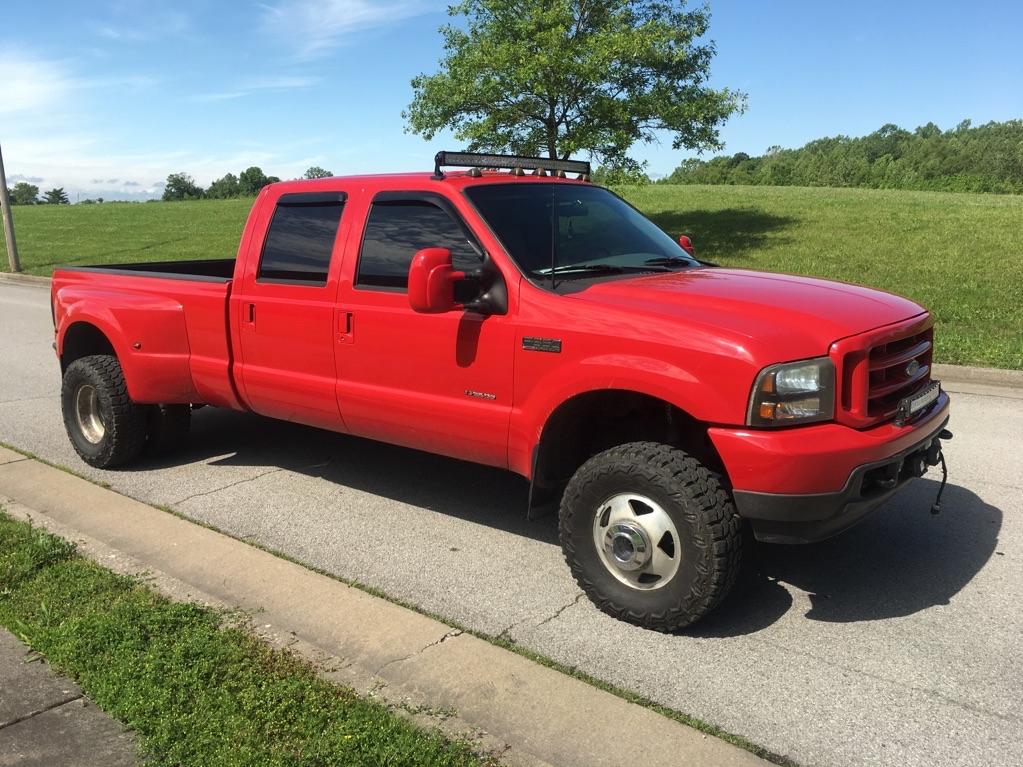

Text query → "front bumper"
[709,391,950,544]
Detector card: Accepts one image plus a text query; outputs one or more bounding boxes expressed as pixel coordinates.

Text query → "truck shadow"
[139,408,1000,635]
[644,208,797,262]
[149,406,544,539]
[689,479,1002,637]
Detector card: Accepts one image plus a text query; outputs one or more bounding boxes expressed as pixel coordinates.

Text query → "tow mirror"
[678,234,696,257]
[408,247,465,314]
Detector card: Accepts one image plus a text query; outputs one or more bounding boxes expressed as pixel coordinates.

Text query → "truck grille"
[865,328,933,419]
[831,316,935,428]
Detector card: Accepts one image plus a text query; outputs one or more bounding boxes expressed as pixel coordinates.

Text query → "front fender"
[55,286,200,404]
[508,352,749,478]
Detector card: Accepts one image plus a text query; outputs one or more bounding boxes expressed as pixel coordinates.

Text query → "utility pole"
[0,141,22,273]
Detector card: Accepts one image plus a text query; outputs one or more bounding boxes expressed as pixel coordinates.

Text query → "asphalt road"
[2,280,1020,767]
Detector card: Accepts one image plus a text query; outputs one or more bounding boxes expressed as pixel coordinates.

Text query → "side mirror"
[678,234,695,257]
[408,247,465,314]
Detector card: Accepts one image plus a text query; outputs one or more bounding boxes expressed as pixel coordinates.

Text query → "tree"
[303,166,333,179]
[239,166,274,196]
[162,173,204,201]
[9,182,39,205]
[43,187,70,205]
[405,0,744,166]
[206,173,241,199]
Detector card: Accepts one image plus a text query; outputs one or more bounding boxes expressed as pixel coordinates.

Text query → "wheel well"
[531,390,727,507]
[61,322,116,372]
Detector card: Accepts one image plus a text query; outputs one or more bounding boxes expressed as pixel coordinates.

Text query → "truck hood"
[565,267,926,358]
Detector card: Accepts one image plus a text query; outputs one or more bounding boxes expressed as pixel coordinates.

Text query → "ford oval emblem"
[905,359,921,377]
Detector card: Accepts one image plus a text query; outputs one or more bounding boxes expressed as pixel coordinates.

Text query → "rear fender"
[55,286,200,404]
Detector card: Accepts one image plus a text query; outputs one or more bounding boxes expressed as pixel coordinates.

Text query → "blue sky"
[3,0,1020,200]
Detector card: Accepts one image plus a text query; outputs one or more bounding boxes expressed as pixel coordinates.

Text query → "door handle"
[339,311,354,344]
[247,303,256,324]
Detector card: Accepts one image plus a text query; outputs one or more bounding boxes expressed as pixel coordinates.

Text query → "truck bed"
[51,261,242,411]
[58,258,236,282]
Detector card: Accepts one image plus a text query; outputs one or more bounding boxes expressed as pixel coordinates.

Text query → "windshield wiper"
[535,262,671,277]
[535,263,625,276]
[644,256,697,269]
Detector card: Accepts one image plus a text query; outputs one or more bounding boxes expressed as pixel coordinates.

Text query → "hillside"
[662,120,1023,194]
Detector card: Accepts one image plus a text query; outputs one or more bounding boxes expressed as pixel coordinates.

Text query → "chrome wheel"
[592,493,681,590]
[75,384,106,444]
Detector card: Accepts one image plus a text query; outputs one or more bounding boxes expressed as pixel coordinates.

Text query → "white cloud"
[193,74,320,103]
[89,6,191,44]
[260,0,436,59]
[0,50,73,116]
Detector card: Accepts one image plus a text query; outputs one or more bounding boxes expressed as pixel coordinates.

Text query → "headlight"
[747,357,835,427]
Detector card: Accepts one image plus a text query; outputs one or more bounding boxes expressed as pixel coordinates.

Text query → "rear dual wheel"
[61,354,191,469]
[559,442,742,631]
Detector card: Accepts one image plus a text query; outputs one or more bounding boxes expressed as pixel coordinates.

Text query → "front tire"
[61,355,148,468]
[559,442,742,631]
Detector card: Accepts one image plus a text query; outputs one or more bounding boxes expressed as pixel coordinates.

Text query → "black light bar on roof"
[433,151,590,179]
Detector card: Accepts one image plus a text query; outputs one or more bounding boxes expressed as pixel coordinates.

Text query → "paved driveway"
[2,280,1020,767]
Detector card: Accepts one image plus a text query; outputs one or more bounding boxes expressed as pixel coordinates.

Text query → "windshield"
[464,183,699,288]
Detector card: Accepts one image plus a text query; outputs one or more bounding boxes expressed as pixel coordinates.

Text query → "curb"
[0,447,769,767]
[0,272,51,287]
[932,363,1023,389]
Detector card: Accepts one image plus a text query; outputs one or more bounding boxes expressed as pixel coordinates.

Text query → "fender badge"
[465,390,497,400]
[522,336,562,353]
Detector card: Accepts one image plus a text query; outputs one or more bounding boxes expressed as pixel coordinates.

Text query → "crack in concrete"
[0,693,84,731]
[750,633,1023,726]
[535,593,585,628]
[172,467,285,506]
[374,629,464,675]
[493,592,585,644]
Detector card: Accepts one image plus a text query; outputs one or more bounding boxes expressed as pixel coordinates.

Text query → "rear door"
[233,191,350,430]
[334,192,515,468]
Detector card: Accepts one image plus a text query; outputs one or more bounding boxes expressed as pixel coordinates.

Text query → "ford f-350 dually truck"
[51,152,951,630]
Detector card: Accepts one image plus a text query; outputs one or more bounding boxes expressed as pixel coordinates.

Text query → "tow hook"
[929,428,954,515]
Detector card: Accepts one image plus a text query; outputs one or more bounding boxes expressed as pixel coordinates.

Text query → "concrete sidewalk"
[0,447,768,767]
[0,630,137,767]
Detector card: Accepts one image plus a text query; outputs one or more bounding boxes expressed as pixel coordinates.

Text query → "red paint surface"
[51,171,944,496]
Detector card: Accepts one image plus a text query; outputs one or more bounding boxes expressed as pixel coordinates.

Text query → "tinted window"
[465,183,697,287]
[356,200,481,290]
[258,201,344,283]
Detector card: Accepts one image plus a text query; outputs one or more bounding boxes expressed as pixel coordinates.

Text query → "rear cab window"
[258,192,347,285]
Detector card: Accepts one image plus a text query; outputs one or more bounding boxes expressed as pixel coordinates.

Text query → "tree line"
[4,166,334,205]
[162,166,332,201]
[4,184,71,205]
[658,120,1023,194]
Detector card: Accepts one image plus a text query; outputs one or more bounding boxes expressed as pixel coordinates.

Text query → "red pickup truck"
[51,152,951,630]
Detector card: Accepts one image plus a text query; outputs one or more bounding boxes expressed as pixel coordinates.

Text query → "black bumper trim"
[734,414,951,544]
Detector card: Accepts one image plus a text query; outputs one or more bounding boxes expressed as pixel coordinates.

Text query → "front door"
[234,191,349,430]
[335,193,514,468]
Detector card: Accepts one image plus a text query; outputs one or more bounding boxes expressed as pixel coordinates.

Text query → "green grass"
[4,197,252,272]
[0,511,491,767]
[3,185,1020,368]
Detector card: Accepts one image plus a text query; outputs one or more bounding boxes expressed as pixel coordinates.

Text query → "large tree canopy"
[405,0,744,167]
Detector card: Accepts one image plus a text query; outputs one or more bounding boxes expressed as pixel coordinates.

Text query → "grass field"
[3,185,1021,368]
[0,511,491,766]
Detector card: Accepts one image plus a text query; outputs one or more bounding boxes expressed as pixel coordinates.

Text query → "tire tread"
[559,441,742,631]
